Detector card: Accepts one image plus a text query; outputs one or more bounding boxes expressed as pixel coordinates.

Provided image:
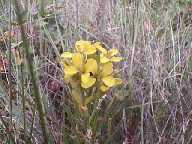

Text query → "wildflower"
[61,53,98,88]
[100,62,122,92]
[60,52,73,58]
[93,42,107,54]
[100,48,122,63]
[60,40,123,110]
[61,53,84,81]
[81,58,98,88]
[75,40,96,55]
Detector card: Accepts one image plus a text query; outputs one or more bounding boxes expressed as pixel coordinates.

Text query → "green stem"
[29,105,36,139]
[20,63,27,143]
[88,102,100,142]
[13,0,49,143]
[39,0,45,17]
[8,0,13,130]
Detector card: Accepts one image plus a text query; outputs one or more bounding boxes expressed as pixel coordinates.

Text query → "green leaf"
[84,96,94,105]
[71,89,83,106]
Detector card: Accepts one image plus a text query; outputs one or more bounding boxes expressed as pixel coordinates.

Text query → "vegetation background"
[0,0,192,143]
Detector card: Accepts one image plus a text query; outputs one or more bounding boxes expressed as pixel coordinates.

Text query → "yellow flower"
[60,51,98,88]
[64,66,78,76]
[100,48,122,63]
[100,62,122,92]
[62,53,84,80]
[72,53,84,70]
[93,42,107,54]
[75,40,96,55]
[60,40,123,92]
[60,52,73,58]
[81,58,98,89]
[60,52,73,68]
[60,40,123,113]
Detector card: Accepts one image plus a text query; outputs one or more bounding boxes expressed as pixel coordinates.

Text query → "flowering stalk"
[60,40,123,142]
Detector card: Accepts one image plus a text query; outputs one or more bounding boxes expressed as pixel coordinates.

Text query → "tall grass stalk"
[13,0,49,143]
[20,63,27,142]
[8,0,12,127]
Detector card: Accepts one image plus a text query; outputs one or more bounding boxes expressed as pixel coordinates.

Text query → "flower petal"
[111,56,123,62]
[75,40,92,53]
[100,84,109,92]
[72,53,83,69]
[81,77,96,89]
[81,73,90,84]
[61,52,73,58]
[64,66,78,76]
[94,42,107,54]
[100,54,110,63]
[102,62,113,77]
[60,59,70,68]
[102,76,116,87]
[84,58,98,74]
[85,45,97,55]
[109,48,119,56]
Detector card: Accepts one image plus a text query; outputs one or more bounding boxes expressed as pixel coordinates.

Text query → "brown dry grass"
[0,0,192,143]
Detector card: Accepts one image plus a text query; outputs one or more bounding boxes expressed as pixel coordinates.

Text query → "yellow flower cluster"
[60,40,122,92]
